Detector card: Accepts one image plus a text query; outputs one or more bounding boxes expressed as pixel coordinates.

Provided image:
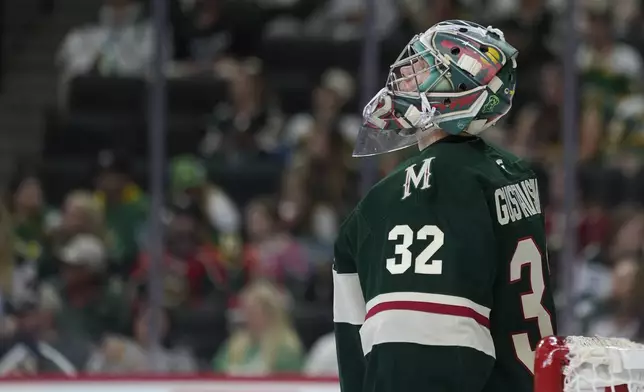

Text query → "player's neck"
[417,128,450,151]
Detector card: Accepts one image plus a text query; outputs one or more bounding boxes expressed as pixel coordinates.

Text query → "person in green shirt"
[6,168,58,280]
[213,280,303,375]
[38,234,131,343]
[93,149,148,277]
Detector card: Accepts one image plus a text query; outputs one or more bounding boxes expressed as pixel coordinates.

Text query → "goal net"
[535,336,644,392]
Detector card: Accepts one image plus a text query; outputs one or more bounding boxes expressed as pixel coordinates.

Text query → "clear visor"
[353,123,420,157]
[352,88,431,157]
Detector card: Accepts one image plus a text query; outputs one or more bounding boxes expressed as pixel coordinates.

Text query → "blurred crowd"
[1,0,644,378]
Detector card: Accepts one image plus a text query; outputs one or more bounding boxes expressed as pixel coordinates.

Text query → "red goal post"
[535,336,644,392]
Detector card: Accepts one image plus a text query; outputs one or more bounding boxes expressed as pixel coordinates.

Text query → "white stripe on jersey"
[333,269,366,325]
[361,292,495,358]
[360,308,496,358]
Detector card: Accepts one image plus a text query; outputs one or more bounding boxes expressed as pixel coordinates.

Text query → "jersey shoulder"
[335,206,371,270]
[479,140,536,181]
[353,136,541,232]
[359,141,478,208]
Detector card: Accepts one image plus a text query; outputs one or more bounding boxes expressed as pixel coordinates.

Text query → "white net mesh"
[564,336,644,391]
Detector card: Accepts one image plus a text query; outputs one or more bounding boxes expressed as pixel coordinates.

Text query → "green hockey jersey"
[333,135,556,392]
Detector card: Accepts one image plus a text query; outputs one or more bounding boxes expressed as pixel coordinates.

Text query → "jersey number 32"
[387,225,554,374]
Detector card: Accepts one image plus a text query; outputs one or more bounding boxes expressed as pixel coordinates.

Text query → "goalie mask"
[353,20,519,157]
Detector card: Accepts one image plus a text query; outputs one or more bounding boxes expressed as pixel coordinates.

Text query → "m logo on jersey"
[402,157,436,200]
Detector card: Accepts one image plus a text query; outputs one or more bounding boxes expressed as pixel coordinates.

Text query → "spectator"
[587,255,643,339]
[56,0,155,79]
[213,280,303,375]
[201,58,284,159]
[243,196,309,294]
[93,150,147,276]
[283,74,359,215]
[284,68,360,151]
[303,331,337,376]
[607,211,644,262]
[5,167,57,303]
[86,306,197,373]
[132,199,228,309]
[277,168,339,249]
[37,234,131,343]
[277,168,310,235]
[169,155,241,261]
[171,0,233,63]
[577,5,643,162]
[600,95,644,205]
[278,169,336,282]
[170,0,263,63]
[512,60,563,165]
[0,301,92,375]
[278,70,360,245]
[49,191,105,275]
[577,203,612,256]
[294,126,357,218]
[303,0,399,40]
[7,168,58,268]
[577,1,642,84]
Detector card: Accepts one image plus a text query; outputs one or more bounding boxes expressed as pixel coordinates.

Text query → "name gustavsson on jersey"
[494,178,541,225]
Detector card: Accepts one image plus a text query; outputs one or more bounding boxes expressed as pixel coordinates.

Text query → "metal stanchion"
[147,0,169,371]
[560,0,580,335]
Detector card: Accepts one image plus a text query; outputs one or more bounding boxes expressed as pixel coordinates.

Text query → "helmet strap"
[403,93,436,130]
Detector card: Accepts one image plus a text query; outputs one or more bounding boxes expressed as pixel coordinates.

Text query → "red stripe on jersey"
[365,300,490,329]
